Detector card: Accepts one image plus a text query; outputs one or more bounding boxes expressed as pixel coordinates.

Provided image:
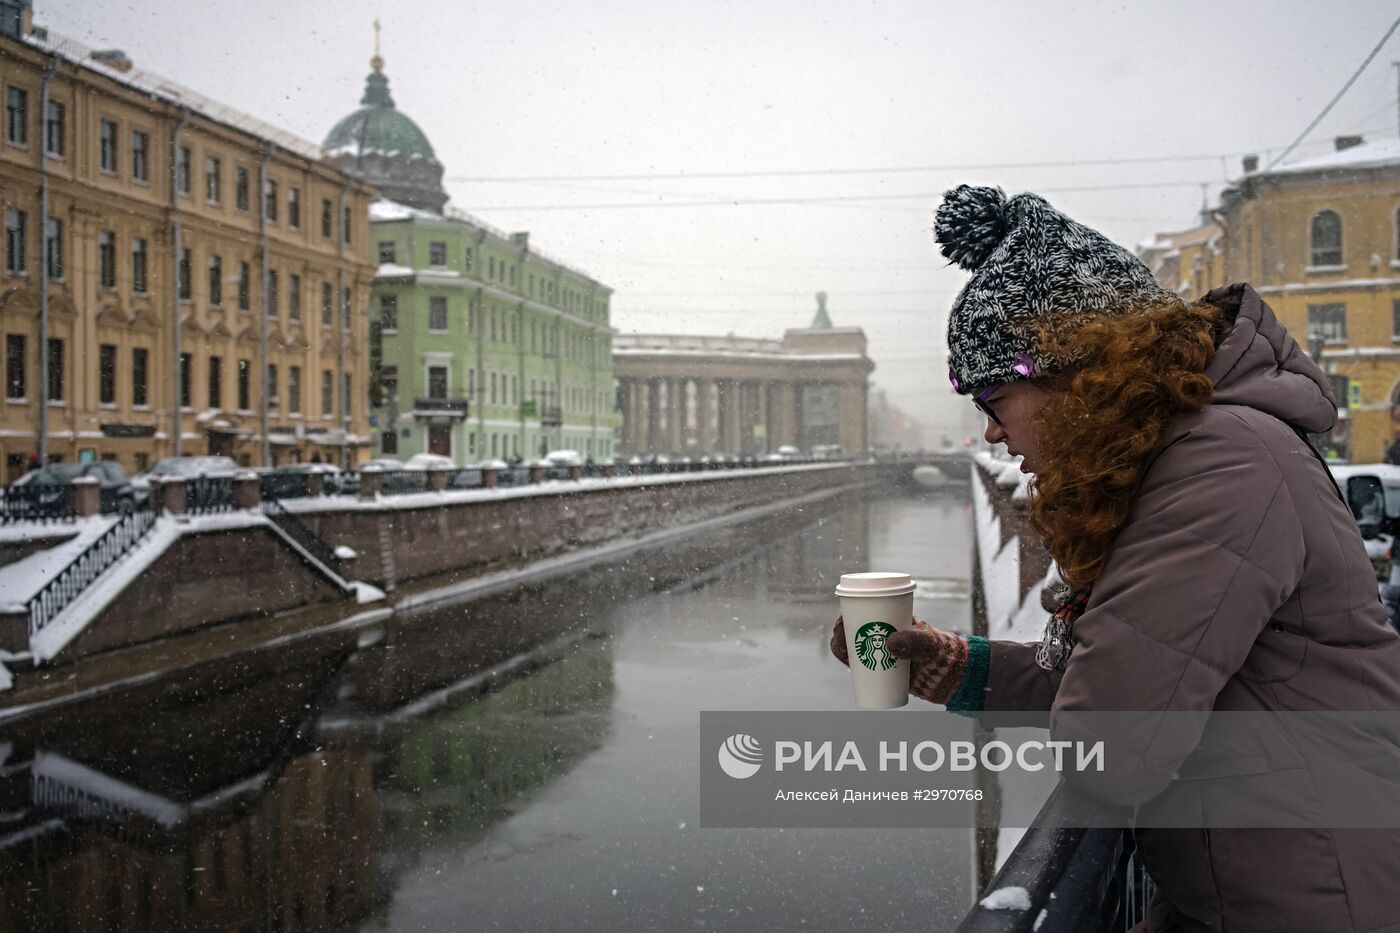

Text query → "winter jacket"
[977,283,1400,932]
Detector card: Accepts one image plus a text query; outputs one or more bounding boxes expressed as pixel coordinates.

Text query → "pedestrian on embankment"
[831,185,1400,932]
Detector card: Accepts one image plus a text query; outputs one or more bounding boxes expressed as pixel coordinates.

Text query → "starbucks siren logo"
[718,733,763,779]
[854,621,898,671]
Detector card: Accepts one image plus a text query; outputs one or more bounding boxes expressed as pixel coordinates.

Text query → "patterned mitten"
[830,617,973,705]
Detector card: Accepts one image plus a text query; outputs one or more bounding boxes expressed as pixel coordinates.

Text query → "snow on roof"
[1264,137,1400,176]
[27,29,326,163]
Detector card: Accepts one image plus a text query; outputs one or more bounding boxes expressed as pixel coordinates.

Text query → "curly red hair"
[1025,297,1223,589]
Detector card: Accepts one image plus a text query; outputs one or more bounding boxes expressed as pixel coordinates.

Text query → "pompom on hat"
[935,185,1177,394]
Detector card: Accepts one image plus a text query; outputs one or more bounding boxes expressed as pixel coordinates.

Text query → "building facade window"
[47,338,63,402]
[132,347,148,406]
[1310,210,1343,267]
[429,241,447,266]
[99,119,117,173]
[321,282,332,327]
[208,355,222,409]
[99,230,115,288]
[341,372,352,419]
[289,274,301,321]
[99,344,116,405]
[341,205,352,244]
[178,352,192,408]
[5,87,26,146]
[5,334,23,399]
[208,254,222,306]
[264,179,278,222]
[321,199,332,238]
[381,430,398,454]
[238,261,250,310]
[1308,302,1347,343]
[5,209,25,274]
[267,269,279,318]
[429,296,447,331]
[235,167,249,212]
[178,247,191,300]
[43,100,63,157]
[1393,299,1400,341]
[175,145,191,195]
[342,287,350,329]
[237,358,251,410]
[132,237,147,292]
[428,365,448,399]
[266,363,278,406]
[44,217,61,280]
[131,130,149,182]
[205,156,221,203]
[380,294,398,332]
[378,240,396,264]
[288,366,301,414]
[322,370,333,416]
[465,247,473,272]
[288,187,300,229]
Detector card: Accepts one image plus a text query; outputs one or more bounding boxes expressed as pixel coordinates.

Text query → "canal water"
[0,487,982,932]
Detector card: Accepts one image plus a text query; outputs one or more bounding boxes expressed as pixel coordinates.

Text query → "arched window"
[1310,210,1343,267]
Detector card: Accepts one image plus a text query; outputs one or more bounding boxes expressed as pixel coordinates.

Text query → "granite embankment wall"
[37,463,891,666]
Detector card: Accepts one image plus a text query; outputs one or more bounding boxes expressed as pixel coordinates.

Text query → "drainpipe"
[258,145,275,467]
[473,230,486,458]
[517,300,526,457]
[336,184,350,469]
[37,52,59,464]
[170,106,191,458]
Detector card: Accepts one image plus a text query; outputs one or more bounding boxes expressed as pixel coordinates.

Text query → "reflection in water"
[0,488,981,932]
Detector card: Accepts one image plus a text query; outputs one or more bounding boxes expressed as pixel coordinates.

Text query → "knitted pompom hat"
[935,185,1176,394]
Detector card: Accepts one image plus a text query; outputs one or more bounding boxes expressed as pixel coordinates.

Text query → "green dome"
[322,71,436,161]
[323,59,448,214]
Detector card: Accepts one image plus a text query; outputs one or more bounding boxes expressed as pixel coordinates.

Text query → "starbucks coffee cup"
[836,572,916,709]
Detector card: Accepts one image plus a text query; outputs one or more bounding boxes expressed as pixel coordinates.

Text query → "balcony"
[413,396,470,420]
[539,406,562,427]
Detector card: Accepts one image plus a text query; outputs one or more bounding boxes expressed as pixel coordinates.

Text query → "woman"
[832,186,1400,932]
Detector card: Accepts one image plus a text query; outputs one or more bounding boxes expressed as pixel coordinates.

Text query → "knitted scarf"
[1035,584,1092,672]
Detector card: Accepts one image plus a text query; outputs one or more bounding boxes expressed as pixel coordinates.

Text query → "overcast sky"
[40,0,1400,440]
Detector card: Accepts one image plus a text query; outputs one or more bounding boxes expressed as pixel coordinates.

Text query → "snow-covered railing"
[184,476,235,516]
[954,784,1150,932]
[27,508,158,637]
[0,483,74,524]
[260,497,344,580]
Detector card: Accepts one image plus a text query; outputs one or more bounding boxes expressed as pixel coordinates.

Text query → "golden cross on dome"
[371,19,384,73]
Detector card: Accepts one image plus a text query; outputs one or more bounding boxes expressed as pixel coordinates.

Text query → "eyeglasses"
[973,384,1004,427]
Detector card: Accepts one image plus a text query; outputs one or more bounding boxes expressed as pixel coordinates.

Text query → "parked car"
[20,461,140,513]
[542,449,583,467]
[1328,463,1400,580]
[404,452,456,470]
[132,456,239,493]
[358,457,406,472]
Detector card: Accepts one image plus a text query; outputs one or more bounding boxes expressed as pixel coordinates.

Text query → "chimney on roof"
[90,49,133,72]
[510,232,529,250]
[1241,154,1259,174]
[1335,134,1364,152]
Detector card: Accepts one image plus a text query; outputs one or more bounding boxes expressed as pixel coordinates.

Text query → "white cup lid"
[835,572,916,598]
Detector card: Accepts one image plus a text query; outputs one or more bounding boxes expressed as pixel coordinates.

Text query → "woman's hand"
[830,616,972,705]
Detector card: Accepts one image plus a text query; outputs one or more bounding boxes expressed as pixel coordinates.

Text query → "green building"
[323,46,618,464]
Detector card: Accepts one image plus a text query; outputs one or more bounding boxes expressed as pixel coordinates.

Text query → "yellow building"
[1217,137,1400,463]
[1136,219,1226,300]
[0,17,377,481]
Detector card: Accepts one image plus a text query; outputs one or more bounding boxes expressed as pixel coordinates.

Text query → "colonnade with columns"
[616,375,865,456]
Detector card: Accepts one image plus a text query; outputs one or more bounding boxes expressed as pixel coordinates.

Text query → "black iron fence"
[260,471,312,501]
[185,476,235,516]
[28,507,159,637]
[446,468,485,490]
[0,483,73,524]
[379,470,429,495]
[260,496,343,580]
[954,784,1150,933]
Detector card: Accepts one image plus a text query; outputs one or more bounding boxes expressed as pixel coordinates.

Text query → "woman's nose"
[984,419,1007,445]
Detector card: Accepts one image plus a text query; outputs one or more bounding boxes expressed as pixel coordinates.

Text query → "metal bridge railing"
[185,476,235,516]
[955,784,1150,933]
[1,483,74,524]
[259,496,343,580]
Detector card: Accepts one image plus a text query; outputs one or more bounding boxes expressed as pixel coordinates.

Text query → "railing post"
[528,463,545,484]
[358,465,383,500]
[567,464,582,482]
[601,463,616,479]
[157,477,187,515]
[307,471,326,497]
[70,476,100,518]
[482,465,500,489]
[234,471,262,510]
[428,466,450,492]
